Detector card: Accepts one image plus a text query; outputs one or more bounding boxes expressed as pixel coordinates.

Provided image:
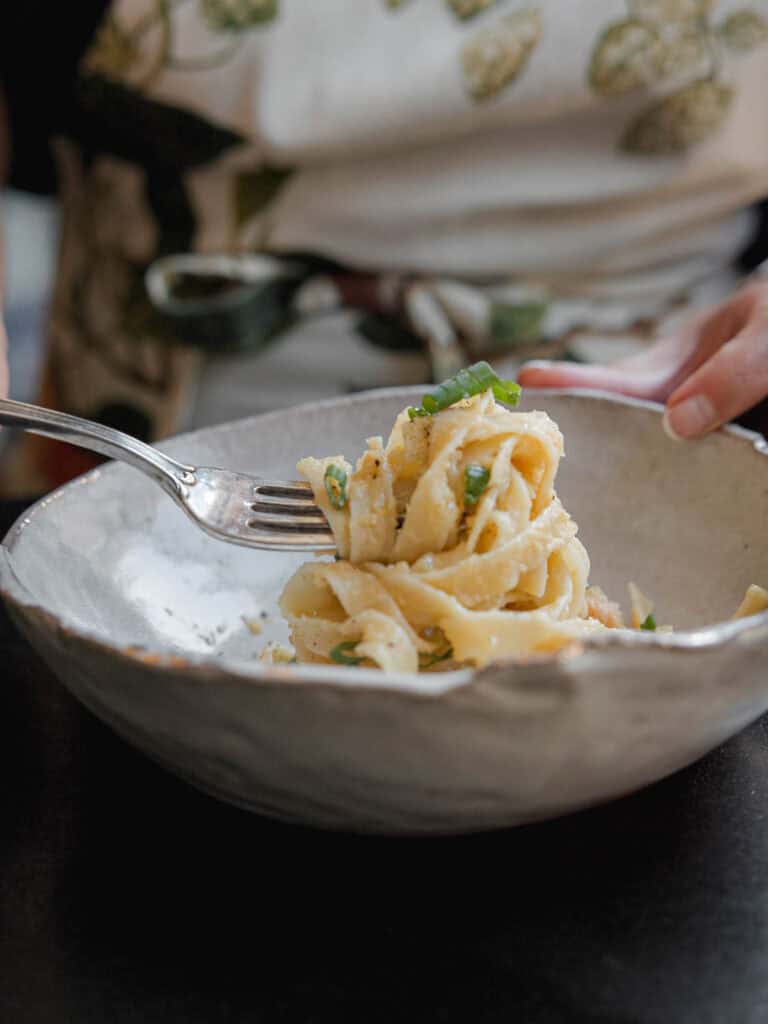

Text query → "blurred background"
[3,189,58,406]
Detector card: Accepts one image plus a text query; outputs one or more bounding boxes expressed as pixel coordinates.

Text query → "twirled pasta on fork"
[279,364,613,672]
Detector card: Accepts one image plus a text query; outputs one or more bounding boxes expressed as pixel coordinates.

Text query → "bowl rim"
[3,385,768,694]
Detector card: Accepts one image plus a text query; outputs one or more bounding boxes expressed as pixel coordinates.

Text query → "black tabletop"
[2,497,768,1024]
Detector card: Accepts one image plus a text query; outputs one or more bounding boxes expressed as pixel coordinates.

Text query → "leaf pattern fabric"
[622,79,734,152]
[627,0,715,21]
[588,20,665,96]
[720,8,768,48]
[200,0,278,31]
[446,0,497,19]
[8,0,767,497]
[462,9,542,100]
[380,0,542,99]
[588,0,768,152]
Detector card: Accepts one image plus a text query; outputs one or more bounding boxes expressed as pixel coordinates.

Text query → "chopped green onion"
[464,464,490,507]
[324,464,348,510]
[407,406,430,421]
[490,378,523,406]
[330,641,364,665]
[640,613,657,631]
[419,646,454,669]
[408,361,521,420]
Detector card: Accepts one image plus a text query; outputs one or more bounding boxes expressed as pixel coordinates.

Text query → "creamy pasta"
[279,384,616,672]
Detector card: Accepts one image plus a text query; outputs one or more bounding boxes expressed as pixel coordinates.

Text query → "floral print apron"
[6,0,768,491]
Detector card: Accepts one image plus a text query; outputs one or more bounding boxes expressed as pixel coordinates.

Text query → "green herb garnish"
[419,646,454,669]
[407,406,430,420]
[324,464,348,510]
[464,464,490,507]
[408,361,521,421]
[330,641,364,665]
[640,613,657,631]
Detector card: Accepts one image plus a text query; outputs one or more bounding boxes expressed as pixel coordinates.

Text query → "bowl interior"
[4,389,768,668]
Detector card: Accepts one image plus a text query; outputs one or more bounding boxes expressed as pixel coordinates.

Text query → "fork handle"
[0,398,196,497]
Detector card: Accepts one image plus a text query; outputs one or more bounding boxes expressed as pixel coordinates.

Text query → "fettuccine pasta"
[279,385,612,672]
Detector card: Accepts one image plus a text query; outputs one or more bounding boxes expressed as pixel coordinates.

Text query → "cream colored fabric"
[66,0,768,433]
[84,0,768,297]
[9,0,763,486]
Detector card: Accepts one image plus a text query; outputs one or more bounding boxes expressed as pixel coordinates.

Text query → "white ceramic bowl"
[3,388,768,835]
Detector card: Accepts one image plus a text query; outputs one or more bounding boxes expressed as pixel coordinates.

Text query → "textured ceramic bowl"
[3,389,768,835]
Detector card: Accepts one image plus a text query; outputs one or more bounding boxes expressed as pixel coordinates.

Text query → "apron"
[4,0,768,492]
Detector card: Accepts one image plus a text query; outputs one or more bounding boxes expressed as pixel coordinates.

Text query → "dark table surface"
[3,496,768,1024]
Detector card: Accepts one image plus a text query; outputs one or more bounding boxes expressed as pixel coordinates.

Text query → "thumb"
[664,317,768,439]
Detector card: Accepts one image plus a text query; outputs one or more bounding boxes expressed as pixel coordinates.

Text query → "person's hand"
[517,279,768,440]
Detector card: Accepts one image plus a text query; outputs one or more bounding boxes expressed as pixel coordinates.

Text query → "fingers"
[665,297,768,439]
[516,316,716,400]
[517,325,706,400]
[517,358,667,400]
[518,284,768,440]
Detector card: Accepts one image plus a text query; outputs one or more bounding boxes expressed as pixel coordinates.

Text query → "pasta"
[279,384,612,672]
[278,370,768,673]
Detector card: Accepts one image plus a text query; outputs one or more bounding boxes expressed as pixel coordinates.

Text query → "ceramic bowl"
[3,388,768,835]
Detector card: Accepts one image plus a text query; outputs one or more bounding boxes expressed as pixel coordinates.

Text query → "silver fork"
[0,399,335,551]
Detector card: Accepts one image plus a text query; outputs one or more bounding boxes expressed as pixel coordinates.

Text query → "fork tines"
[253,480,317,509]
[250,479,332,539]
